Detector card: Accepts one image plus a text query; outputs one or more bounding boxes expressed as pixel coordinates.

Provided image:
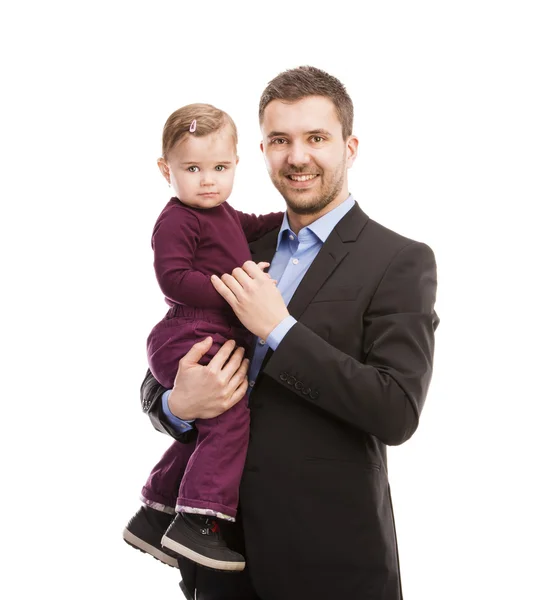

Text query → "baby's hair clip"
[189,119,197,133]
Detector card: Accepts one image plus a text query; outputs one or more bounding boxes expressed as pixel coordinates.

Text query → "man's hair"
[161,103,238,158]
[258,66,353,140]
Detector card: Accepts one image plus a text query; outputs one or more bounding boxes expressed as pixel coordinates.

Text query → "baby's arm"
[235,210,284,243]
[152,210,227,309]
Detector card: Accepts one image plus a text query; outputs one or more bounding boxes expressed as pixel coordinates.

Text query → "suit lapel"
[287,201,368,321]
[251,202,369,373]
[286,242,348,320]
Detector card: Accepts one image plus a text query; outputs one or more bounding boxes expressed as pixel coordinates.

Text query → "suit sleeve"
[235,210,284,243]
[153,209,227,309]
[140,369,197,443]
[263,242,439,446]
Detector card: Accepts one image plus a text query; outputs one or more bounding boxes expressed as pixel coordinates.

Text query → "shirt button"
[289,234,294,240]
[249,380,255,387]
[292,258,299,265]
[259,339,266,345]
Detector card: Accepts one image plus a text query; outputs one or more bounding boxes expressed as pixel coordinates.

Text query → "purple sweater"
[152,197,284,313]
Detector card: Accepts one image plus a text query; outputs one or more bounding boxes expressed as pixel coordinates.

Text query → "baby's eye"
[187,166,199,173]
[215,165,226,171]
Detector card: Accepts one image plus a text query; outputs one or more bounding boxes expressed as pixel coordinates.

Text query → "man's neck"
[287,191,350,235]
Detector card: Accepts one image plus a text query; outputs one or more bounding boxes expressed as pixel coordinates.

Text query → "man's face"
[260,96,357,215]
[158,126,238,210]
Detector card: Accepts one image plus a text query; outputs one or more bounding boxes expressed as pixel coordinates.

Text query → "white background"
[1,1,552,598]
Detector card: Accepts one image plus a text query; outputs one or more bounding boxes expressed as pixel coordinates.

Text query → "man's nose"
[287,142,310,167]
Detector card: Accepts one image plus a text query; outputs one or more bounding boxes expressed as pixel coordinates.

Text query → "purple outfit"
[141,198,283,520]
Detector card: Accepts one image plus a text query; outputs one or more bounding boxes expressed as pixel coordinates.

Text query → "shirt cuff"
[267,316,297,351]
[161,390,195,433]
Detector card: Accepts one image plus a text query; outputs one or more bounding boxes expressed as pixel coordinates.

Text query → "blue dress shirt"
[161,195,356,432]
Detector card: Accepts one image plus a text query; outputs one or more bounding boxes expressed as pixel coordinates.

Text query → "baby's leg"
[159,324,252,570]
[141,439,196,513]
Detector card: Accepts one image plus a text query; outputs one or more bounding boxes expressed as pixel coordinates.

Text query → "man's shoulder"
[357,208,432,254]
[366,216,417,246]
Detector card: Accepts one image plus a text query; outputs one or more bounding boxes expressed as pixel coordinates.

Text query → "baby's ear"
[157,158,170,183]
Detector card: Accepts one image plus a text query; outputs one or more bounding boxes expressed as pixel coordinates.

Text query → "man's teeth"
[289,174,317,181]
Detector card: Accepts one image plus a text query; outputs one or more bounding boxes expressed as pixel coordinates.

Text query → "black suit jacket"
[142,201,439,600]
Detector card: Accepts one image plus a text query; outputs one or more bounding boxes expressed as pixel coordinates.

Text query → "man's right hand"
[167,337,250,420]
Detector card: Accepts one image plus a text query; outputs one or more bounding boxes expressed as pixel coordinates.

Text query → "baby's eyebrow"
[180,161,234,165]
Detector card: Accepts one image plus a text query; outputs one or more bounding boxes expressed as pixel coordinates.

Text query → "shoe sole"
[161,534,245,572]
[123,528,179,568]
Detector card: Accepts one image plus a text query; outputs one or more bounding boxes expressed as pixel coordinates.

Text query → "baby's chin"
[177,196,227,210]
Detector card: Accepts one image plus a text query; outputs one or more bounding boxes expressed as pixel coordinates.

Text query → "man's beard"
[272,158,346,216]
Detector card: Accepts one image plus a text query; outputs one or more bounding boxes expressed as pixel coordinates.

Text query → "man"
[138,66,439,599]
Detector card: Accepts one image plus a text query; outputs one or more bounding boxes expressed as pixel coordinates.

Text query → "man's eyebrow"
[307,129,333,137]
[266,129,333,137]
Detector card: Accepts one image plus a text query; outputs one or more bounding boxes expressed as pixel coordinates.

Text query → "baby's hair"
[161,103,238,158]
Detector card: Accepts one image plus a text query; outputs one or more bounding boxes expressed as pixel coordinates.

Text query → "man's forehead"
[262,96,341,134]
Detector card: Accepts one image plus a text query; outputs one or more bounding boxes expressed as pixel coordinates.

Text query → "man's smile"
[285,173,320,188]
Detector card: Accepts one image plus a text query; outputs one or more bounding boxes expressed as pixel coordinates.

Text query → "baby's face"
[161,126,238,209]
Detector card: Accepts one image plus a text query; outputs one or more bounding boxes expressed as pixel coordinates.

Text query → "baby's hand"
[256,261,278,285]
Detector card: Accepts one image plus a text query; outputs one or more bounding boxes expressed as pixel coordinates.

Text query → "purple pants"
[142,306,252,521]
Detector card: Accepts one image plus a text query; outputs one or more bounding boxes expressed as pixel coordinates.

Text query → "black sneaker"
[161,512,245,572]
[123,506,179,568]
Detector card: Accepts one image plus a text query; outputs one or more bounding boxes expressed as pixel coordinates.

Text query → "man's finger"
[230,267,253,289]
[257,261,271,272]
[227,378,249,409]
[226,356,249,391]
[220,346,246,381]
[207,339,237,371]
[220,273,245,298]
[242,260,265,280]
[181,337,213,366]
[211,274,238,306]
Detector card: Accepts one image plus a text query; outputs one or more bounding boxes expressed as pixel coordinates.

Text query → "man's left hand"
[211,260,289,340]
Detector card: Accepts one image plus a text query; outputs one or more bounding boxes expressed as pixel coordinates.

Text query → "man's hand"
[211,260,289,340]
[167,337,249,420]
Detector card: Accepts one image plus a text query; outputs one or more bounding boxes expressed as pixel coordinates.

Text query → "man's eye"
[271,138,287,145]
[311,136,324,143]
[215,165,226,171]
[187,166,199,172]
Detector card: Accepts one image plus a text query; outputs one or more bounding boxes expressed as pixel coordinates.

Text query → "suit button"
[302,387,311,395]
[309,390,319,400]
[287,376,297,385]
[280,372,288,381]
[294,381,303,391]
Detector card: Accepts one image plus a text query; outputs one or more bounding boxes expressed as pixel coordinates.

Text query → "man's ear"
[259,141,264,154]
[346,136,359,168]
[157,158,170,184]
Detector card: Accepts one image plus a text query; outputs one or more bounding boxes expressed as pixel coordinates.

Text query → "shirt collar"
[276,194,356,250]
